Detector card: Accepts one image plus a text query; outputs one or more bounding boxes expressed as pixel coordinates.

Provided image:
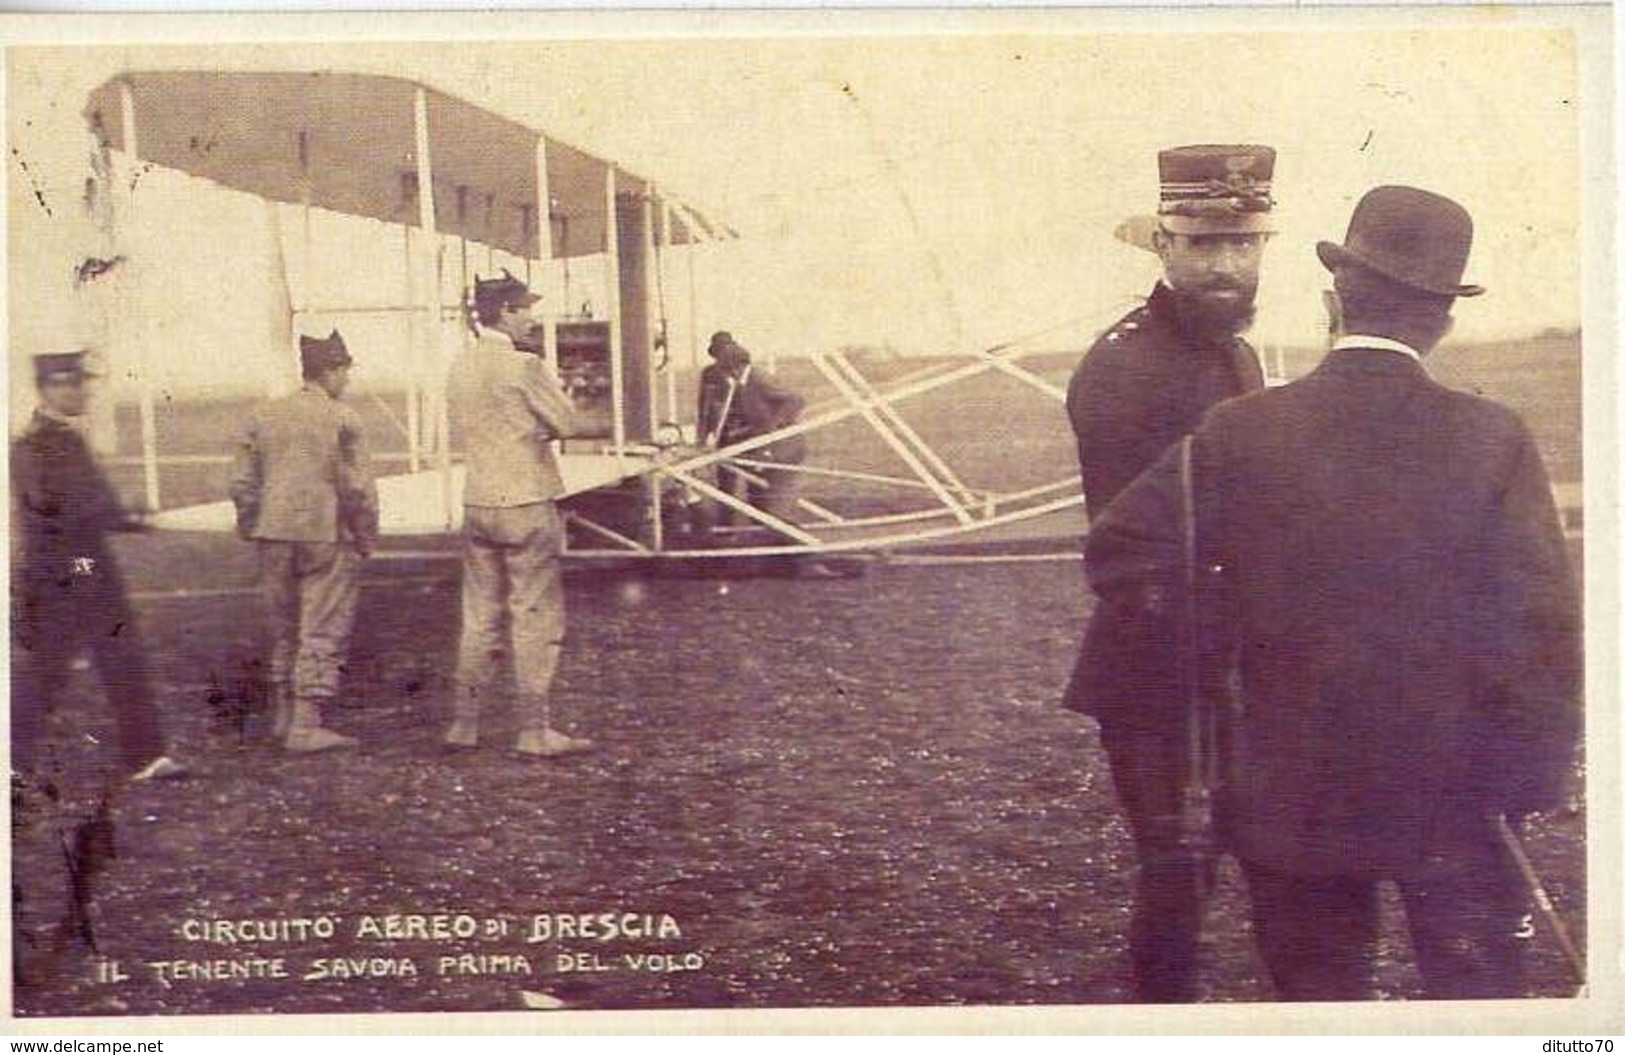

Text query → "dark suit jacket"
[1064,283,1264,723]
[1087,347,1581,875]
[702,364,808,463]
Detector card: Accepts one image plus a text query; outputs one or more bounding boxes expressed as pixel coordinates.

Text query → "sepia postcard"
[2,5,1618,1036]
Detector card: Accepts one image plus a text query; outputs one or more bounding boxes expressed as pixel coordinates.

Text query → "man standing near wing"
[13,350,187,782]
[697,330,809,525]
[445,271,592,759]
[1086,186,1582,999]
[231,330,379,754]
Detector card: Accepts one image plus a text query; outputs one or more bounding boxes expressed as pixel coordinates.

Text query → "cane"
[1175,435,1219,890]
[1495,813,1586,995]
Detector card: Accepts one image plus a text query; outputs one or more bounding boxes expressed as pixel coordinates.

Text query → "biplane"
[80,70,1086,561]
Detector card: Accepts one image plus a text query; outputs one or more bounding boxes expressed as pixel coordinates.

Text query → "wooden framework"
[88,69,1088,558]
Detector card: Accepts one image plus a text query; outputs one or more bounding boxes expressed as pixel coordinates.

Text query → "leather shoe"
[797,560,851,580]
[129,755,190,782]
[285,728,359,754]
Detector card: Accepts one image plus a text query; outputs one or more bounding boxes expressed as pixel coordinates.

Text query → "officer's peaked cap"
[1157,144,1277,235]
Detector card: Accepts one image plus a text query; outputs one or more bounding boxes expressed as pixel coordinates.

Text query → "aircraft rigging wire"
[367,391,416,446]
[650,194,671,372]
[555,212,572,314]
[838,85,966,357]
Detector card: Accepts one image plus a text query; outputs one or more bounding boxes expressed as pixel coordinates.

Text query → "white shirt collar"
[1332,334,1423,362]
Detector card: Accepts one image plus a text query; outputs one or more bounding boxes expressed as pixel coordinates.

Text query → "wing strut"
[118,81,161,514]
[411,87,454,532]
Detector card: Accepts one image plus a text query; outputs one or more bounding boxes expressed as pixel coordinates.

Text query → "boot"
[268,684,294,743]
[284,697,357,754]
[443,689,481,750]
[444,720,479,750]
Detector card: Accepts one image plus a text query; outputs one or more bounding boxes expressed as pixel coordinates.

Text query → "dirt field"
[11,333,1589,1017]
[11,540,1587,1017]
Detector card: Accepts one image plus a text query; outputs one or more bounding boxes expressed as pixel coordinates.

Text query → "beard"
[1171,283,1258,343]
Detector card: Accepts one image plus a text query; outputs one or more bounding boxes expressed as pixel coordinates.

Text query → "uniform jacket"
[11,410,135,597]
[1064,283,1265,722]
[230,385,379,545]
[1086,346,1582,874]
[447,330,575,508]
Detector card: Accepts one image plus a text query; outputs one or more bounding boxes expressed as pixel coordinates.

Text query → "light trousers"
[258,541,360,702]
[457,503,566,728]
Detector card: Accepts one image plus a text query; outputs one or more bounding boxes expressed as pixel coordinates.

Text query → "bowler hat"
[299,329,353,375]
[474,269,541,317]
[1157,144,1276,235]
[1316,185,1484,297]
[33,350,91,385]
[707,331,735,358]
[708,331,750,368]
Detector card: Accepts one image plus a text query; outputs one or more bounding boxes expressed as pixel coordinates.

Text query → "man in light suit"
[231,330,379,754]
[1087,186,1582,999]
[445,271,591,758]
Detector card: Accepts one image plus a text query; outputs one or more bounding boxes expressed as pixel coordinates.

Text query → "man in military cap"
[1063,144,1275,1001]
[231,330,379,754]
[1086,186,1580,999]
[445,271,591,758]
[12,350,186,782]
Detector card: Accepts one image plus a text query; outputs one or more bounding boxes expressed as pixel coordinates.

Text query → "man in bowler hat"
[445,271,591,758]
[231,330,379,753]
[1086,186,1581,999]
[12,350,186,782]
[1063,144,1275,1001]
[697,330,809,514]
[696,330,752,524]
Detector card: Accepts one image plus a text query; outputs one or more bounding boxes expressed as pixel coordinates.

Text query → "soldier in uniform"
[1063,144,1276,1002]
[231,330,379,754]
[1085,186,1581,999]
[445,271,591,758]
[11,350,186,783]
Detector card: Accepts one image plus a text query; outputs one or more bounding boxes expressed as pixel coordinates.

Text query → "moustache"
[1189,281,1256,297]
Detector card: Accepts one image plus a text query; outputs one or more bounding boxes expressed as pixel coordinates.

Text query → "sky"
[4,11,1598,412]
